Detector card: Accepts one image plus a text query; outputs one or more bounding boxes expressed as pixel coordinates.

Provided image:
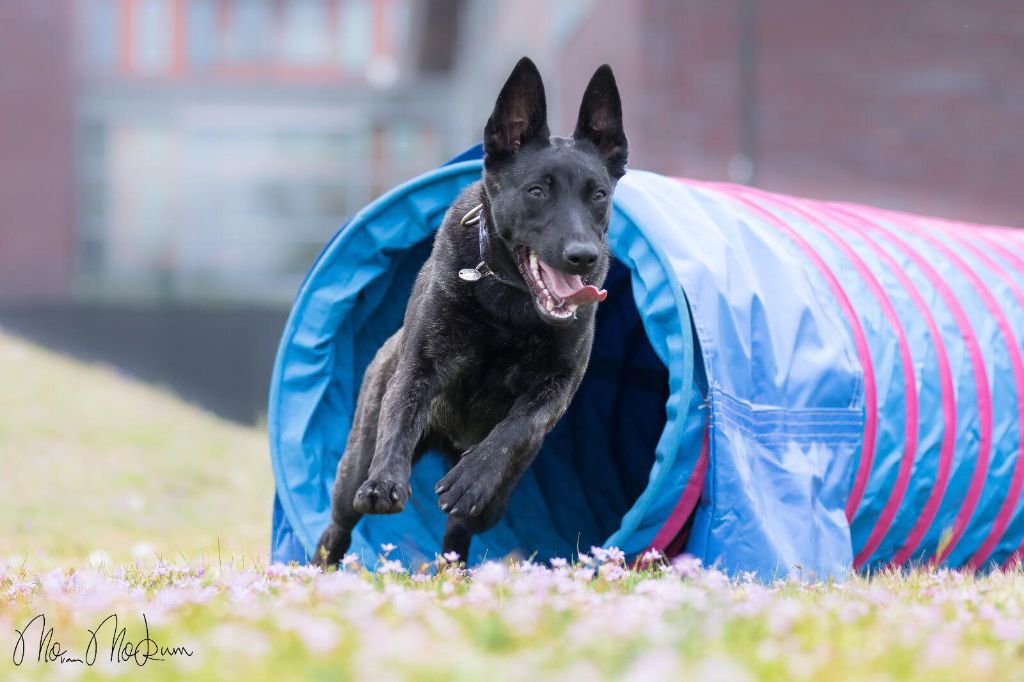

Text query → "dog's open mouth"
[514,247,608,321]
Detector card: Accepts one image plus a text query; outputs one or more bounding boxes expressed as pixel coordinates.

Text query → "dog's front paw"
[354,478,411,514]
[312,522,351,568]
[434,457,498,518]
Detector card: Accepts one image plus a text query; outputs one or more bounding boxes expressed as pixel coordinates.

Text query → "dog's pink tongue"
[537,260,608,306]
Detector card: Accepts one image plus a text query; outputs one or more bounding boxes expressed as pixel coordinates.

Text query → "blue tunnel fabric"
[270,146,1024,579]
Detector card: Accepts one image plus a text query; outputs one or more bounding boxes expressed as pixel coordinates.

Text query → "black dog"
[314,57,628,566]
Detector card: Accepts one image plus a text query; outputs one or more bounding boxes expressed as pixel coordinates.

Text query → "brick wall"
[0,2,75,301]
[560,0,1024,226]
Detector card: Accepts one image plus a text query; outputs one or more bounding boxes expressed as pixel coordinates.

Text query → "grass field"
[0,331,273,565]
[3,330,1024,680]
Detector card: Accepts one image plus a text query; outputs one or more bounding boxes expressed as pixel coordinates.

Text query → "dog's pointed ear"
[574,64,628,178]
[484,57,549,159]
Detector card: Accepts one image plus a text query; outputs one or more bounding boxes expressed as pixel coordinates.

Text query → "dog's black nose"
[564,242,599,272]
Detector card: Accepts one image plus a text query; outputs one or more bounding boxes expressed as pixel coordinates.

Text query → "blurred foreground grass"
[5,554,1024,681]
[5,331,1024,681]
[0,331,273,566]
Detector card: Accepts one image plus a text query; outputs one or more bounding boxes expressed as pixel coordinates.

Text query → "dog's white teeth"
[568,304,578,313]
[529,252,538,269]
[545,299,554,312]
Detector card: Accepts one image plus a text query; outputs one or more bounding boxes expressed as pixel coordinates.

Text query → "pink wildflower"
[573,567,595,581]
[670,554,703,578]
[600,563,626,581]
[472,561,508,585]
[604,547,626,564]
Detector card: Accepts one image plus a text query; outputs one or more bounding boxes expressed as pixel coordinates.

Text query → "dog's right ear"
[574,64,628,179]
[484,57,549,159]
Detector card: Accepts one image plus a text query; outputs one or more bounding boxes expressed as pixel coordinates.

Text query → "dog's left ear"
[574,65,628,179]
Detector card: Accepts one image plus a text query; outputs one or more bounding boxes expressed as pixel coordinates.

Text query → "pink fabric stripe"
[976,233,1024,278]
[973,234,1024,568]
[702,184,878,521]
[829,200,1024,242]
[645,423,710,554]
[749,193,920,569]
[917,220,1024,568]
[824,205,957,566]
[994,238,1024,263]
[840,205,994,565]
[831,201,1024,266]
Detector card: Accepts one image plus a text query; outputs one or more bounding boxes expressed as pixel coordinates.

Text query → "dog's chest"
[428,332,560,449]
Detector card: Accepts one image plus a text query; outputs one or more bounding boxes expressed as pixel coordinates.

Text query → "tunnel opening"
[270,160,707,566]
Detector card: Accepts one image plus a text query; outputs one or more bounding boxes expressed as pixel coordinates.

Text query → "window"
[78,123,110,277]
[85,0,120,70]
[383,0,410,58]
[107,126,176,272]
[337,0,370,71]
[133,0,173,75]
[282,0,331,65]
[225,0,274,63]
[386,122,418,164]
[187,0,219,69]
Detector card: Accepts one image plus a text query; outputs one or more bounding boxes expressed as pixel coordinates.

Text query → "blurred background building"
[1,0,1022,420]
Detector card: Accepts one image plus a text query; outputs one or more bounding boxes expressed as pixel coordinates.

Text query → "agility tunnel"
[269,145,1024,579]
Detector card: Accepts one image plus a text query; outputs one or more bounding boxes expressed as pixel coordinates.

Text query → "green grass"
[5,556,1024,681]
[0,330,273,565]
[3,330,1024,680]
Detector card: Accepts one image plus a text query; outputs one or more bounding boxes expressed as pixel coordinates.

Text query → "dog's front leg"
[434,372,580,518]
[353,353,436,514]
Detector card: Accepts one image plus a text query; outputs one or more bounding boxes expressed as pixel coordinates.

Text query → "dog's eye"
[592,189,608,202]
[527,186,544,198]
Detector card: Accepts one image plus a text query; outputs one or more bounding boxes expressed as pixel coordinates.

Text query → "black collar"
[458,203,518,286]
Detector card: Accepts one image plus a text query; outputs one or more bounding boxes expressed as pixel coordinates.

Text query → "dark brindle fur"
[314,57,628,565]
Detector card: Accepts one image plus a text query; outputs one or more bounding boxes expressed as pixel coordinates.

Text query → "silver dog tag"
[458,268,482,282]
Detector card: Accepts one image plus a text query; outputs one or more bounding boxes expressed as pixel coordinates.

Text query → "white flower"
[131,543,157,560]
[88,550,111,568]
[376,559,406,575]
